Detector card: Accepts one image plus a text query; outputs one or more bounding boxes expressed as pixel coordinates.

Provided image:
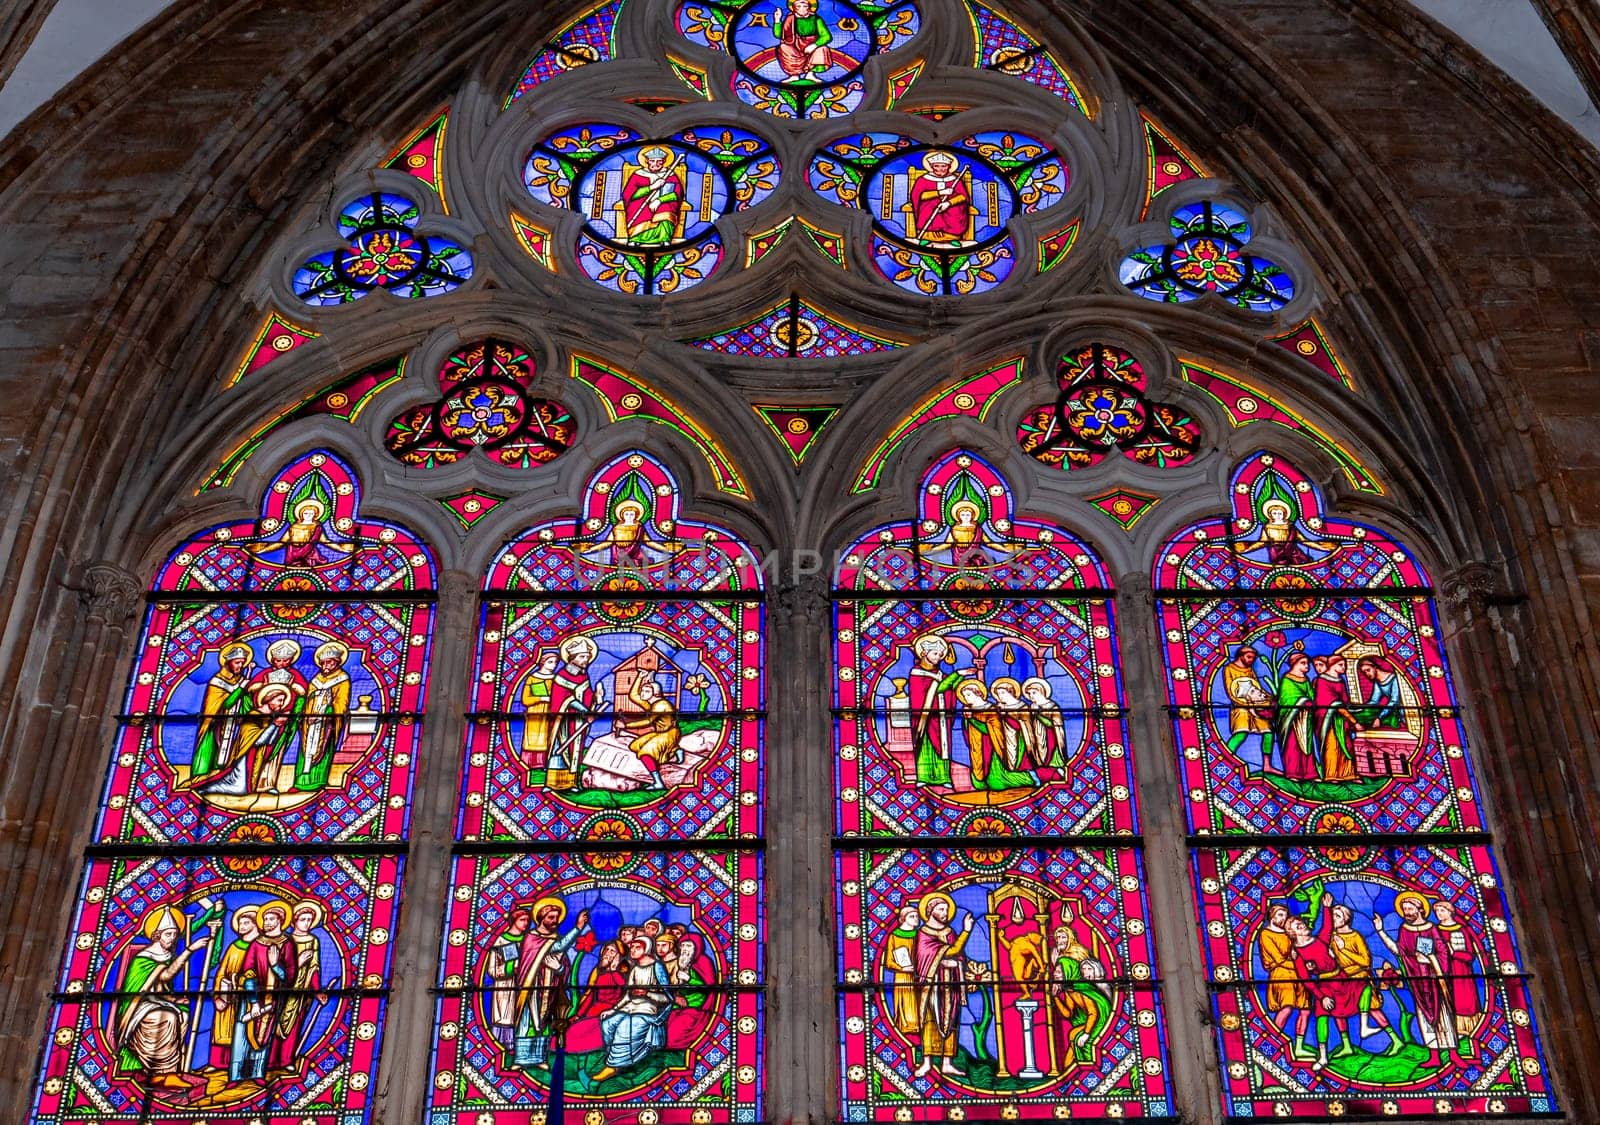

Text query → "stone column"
[0,560,144,1107]
[1116,571,1223,1123]
[765,569,833,1125]
[1531,0,1600,119]
[373,567,473,1123]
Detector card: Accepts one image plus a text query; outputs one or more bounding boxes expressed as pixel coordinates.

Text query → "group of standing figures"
[1222,642,1413,784]
[480,899,716,1091]
[1259,881,1481,1072]
[111,899,326,1102]
[183,639,354,798]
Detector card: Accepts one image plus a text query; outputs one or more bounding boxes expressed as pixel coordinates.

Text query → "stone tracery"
[6,0,1583,1123]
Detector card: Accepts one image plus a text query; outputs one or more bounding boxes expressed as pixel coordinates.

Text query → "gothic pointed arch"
[4,0,1595,1122]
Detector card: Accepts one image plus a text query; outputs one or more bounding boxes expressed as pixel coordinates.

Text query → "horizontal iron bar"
[465,709,766,722]
[117,710,425,724]
[1225,1114,1560,1124]
[832,588,1114,601]
[84,840,406,859]
[147,591,435,605]
[56,985,386,1003]
[1208,971,1530,989]
[452,836,766,856]
[836,977,1162,992]
[1185,832,1491,848]
[482,589,763,603]
[435,984,767,997]
[1152,586,1435,600]
[833,834,1143,851]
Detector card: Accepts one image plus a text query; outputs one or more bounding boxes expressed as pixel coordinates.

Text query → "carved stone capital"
[79,562,144,623]
[438,568,479,610]
[1441,561,1499,611]
[774,570,830,624]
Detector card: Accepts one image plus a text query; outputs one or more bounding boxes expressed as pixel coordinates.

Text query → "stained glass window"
[809,131,1069,294]
[523,124,779,294]
[1120,200,1294,313]
[507,0,624,105]
[426,451,765,1122]
[1156,451,1555,1118]
[674,0,921,118]
[685,294,909,358]
[293,192,472,305]
[31,451,435,1123]
[383,339,577,470]
[834,449,1173,1119]
[963,0,1087,109]
[1016,343,1201,472]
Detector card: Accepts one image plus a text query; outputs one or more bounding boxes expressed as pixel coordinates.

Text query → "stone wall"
[0,1,1595,1120]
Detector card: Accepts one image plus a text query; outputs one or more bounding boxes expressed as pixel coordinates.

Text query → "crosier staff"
[182,896,225,1072]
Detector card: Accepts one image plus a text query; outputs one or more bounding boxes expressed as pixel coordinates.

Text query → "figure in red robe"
[575,942,630,1018]
[905,151,975,245]
[1433,900,1480,1056]
[239,901,299,1074]
[1288,915,1340,1070]
[544,635,601,790]
[1375,892,1457,1065]
[775,0,848,77]
[616,148,687,246]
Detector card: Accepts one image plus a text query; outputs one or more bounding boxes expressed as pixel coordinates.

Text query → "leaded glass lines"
[425,451,766,1123]
[832,449,1173,1119]
[1156,451,1556,1118]
[29,451,436,1125]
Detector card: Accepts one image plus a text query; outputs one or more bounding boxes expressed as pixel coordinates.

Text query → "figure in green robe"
[907,635,964,787]
[185,644,253,784]
[1047,927,1112,1064]
[294,641,351,791]
[777,0,838,77]
[1275,653,1318,781]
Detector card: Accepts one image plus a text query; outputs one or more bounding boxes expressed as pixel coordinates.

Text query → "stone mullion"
[372,568,477,1123]
[765,570,834,1125]
[1116,573,1223,1125]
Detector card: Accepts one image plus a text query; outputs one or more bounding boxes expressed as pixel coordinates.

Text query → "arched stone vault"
[1,0,1597,1120]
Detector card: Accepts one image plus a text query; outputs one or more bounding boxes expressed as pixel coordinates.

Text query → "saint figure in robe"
[112,904,219,1088]
[616,148,687,246]
[1274,652,1318,781]
[776,0,842,77]
[184,643,254,790]
[907,634,965,787]
[912,892,973,1078]
[1312,654,1358,783]
[1374,892,1457,1065]
[520,653,562,772]
[545,636,602,791]
[883,905,922,1037]
[209,905,260,1079]
[905,151,975,246]
[238,900,299,1074]
[586,936,674,1087]
[1048,922,1112,1065]
[512,898,592,1067]
[1021,677,1069,782]
[294,641,350,792]
[487,905,531,1048]
[1221,645,1276,773]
